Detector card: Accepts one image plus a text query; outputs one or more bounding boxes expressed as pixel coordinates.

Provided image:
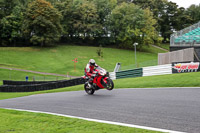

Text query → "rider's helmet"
[89,59,95,66]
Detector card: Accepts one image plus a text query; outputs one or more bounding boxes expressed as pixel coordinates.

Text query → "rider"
[85,59,99,88]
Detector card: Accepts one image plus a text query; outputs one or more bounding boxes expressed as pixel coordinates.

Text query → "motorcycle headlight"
[100,70,106,76]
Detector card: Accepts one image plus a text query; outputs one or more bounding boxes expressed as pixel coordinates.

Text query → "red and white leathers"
[85,63,99,78]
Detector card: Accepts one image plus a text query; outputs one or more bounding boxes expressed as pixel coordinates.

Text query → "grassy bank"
[0,45,165,76]
[0,108,160,133]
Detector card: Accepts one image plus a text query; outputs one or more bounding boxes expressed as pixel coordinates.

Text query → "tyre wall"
[0,78,85,92]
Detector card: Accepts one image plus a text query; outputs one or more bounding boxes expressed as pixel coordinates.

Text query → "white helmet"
[89,59,95,66]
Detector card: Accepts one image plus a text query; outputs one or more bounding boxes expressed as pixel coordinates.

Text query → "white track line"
[120,87,200,90]
[4,108,185,133]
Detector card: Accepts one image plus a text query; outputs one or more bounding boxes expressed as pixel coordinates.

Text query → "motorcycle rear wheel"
[84,84,95,95]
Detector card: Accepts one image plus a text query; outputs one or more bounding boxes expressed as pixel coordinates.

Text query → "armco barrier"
[109,62,200,80]
[0,78,85,92]
[109,72,116,80]
[116,68,143,79]
[143,64,172,76]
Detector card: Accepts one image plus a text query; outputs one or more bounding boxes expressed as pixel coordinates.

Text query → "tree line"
[0,0,200,48]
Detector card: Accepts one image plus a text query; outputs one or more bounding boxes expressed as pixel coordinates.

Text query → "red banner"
[172,62,200,73]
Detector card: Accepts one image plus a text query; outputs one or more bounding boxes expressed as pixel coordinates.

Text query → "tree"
[0,0,18,19]
[131,0,153,9]
[0,5,24,45]
[18,0,32,6]
[172,7,192,31]
[158,1,177,42]
[132,0,179,42]
[142,9,162,46]
[117,0,131,4]
[107,3,159,49]
[186,4,200,24]
[71,0,100,40]
[0,0,19,45]
[92,0,117,36]
[23,0,62,46]
[54,0,74,38]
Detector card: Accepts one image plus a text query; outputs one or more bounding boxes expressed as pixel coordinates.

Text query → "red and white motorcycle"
[83,67,114,95]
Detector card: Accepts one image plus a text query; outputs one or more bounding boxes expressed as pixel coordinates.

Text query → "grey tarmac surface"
[0,88,200,133]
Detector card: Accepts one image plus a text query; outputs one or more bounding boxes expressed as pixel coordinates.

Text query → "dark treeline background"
[0,0,200,48]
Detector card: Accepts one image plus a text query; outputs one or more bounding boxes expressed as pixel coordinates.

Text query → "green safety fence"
[116,68,143,79]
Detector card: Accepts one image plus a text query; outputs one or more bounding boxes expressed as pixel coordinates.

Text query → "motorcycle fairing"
[94,76,104,89]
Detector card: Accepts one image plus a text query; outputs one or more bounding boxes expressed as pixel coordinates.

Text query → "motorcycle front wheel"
[105,78,114,90]
[84,83,95,95]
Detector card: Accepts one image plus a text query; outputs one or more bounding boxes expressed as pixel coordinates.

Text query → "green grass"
[0,45,166,76]
[159,44,170,51]
[142,44,167,53]
[0,69,68,85]
[0,108,160,133]
[115,72,200,88]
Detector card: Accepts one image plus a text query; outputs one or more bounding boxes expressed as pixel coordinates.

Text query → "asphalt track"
[0,88,200,133]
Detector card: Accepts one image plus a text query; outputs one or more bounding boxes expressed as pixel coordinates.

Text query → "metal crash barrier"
[116,68,143,79]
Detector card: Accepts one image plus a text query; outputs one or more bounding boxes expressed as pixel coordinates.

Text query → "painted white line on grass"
[4,108,185,133]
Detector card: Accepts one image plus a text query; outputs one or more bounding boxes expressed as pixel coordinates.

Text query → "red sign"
[72,58,78,72]
[72,58,78,63]
[172,62,199,73]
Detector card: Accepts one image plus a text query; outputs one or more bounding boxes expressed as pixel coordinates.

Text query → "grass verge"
[0,108,161,133]
[115,72,200,88]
